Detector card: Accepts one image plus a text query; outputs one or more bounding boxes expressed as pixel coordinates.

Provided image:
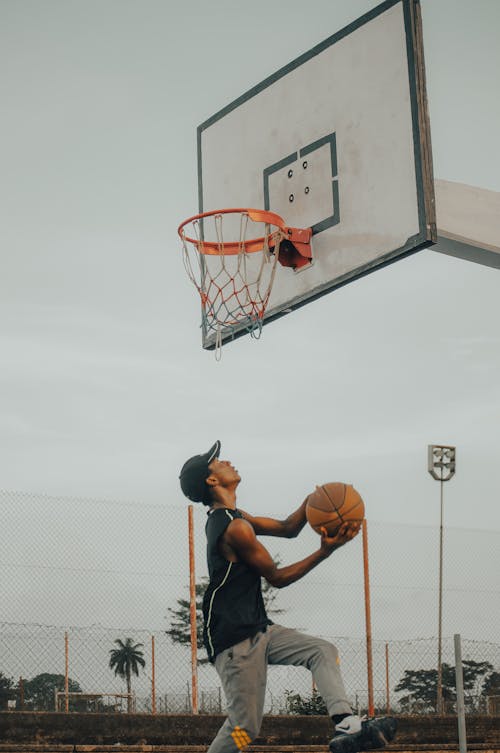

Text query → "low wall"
[0,712,499,746]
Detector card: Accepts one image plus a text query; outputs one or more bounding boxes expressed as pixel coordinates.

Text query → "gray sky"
[1,0,499,637]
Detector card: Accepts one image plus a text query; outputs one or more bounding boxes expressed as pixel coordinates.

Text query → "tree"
[482,669,500,713]
[482,670,500,697]
[0,673,15,710]
[394,665,456,712]
[395,660,495,713]
[462,660,493,711]
[166,573,284,664]
[284,688,327,715]
[24,673,82,711]
[108,638,145,713]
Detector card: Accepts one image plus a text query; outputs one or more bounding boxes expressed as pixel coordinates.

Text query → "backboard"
[197,0,435,349]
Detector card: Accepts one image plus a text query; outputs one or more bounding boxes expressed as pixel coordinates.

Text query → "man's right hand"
[319,521,362,556]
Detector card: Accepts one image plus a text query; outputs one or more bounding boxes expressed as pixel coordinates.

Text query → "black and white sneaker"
[329,715,397,753]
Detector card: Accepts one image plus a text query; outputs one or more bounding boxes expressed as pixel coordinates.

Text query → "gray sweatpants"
[207,624,352,753]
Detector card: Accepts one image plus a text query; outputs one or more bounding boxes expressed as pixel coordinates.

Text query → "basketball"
[306,482,365,536]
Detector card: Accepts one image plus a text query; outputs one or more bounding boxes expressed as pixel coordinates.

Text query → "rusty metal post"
[188,505,199,714]
[19,677,24,710]
[385,642,390,714]
[362,519,374,717]
[64,631,69,713]
[151,635,157,714]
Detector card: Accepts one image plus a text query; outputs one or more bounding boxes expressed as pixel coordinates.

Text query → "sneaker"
[329,715,364,753]
[364,717,398,749]
[329,716,397,753]
[334,715,363,736]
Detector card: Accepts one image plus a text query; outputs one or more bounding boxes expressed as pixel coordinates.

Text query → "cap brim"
[206,440,221,464]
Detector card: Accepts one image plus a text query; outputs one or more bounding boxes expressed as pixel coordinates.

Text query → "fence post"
[362,520,374,717]
[188,505,199,714]
[64,631,69,713]
[151,635,157,714]
[18,677,24,710]
[385,642,390,714]
[454,634,467,753]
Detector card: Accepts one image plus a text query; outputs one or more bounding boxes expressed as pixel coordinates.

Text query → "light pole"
[427,444,456,715]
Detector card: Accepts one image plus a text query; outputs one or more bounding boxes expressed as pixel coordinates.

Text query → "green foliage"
[24,673,82,711]
[482,670,500,697]
[395,660,496,713]
[0,672,15,710]
[109,637,146,712]
[283,689,327,715]
[461,660,494,711]
[109,638,146,680]
[166,570,284,664]
[461,660,493,692]
[166,581,207,660]
[395,665,455,712]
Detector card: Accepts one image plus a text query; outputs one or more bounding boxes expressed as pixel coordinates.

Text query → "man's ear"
[206,474,219,489]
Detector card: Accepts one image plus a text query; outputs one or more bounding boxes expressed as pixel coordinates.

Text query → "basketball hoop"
[178,208,312,355]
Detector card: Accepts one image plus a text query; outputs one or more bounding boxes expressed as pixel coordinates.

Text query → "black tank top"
[202,507,271,662]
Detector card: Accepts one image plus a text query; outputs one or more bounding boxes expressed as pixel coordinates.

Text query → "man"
[179,441,396,753]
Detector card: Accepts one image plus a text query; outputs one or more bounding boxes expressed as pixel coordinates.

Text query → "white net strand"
[180,210,286,346]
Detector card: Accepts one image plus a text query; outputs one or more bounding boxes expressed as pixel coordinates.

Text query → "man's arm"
[224,517,360,588]
[239,498,308,538]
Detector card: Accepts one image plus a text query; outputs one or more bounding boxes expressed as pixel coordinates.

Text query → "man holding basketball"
[179,441,396,753]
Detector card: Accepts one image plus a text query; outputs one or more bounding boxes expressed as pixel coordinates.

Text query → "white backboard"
[198,0,435,349]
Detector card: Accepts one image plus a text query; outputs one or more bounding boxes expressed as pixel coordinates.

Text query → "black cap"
[179,440,221,503]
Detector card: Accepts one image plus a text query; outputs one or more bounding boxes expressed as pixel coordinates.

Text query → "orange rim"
[178,208,287,255]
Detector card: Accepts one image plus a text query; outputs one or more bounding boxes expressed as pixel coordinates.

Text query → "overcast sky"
[1,0,499,637]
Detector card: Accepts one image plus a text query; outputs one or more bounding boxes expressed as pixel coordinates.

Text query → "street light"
[428,444,456,715]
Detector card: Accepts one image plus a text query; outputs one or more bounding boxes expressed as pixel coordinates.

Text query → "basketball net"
[179,208,312,358]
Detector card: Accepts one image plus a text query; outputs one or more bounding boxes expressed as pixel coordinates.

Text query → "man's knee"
[310,638,340,667]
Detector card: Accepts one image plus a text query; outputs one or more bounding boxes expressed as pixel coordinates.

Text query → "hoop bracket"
[278,226,313,270]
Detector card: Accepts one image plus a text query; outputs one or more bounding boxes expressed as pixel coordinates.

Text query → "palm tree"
[108,638,145,712]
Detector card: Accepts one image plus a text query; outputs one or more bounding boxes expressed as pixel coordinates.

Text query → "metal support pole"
[151,635,156,715]
[188,505,199,714]
[437,479,444,715]
[362,519,374,717]
[64,631,69,713]
[385,643,390,715]
[428,444,456,716]
[454,634,467,753]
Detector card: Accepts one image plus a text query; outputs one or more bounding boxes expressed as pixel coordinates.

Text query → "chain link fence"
[1,624,498,716]
[1,489,499,715]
